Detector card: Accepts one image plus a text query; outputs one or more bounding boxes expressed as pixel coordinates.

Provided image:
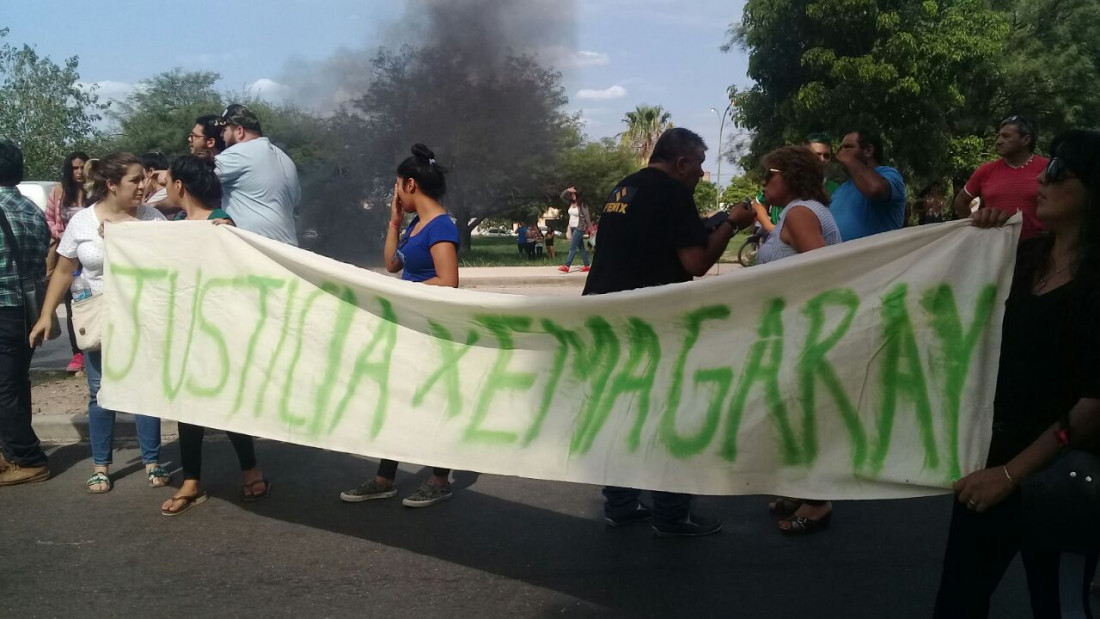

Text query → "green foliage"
[110,69,223,158]
[694,180,719,213]
[619,104,673,165]
[721,174,761,206]
[0,29,108,179]
[728,0,1100,187]
[729,0,1009,185]
[555,138,639,217]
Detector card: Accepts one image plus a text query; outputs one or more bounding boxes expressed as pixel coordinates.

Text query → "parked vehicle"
[16,181,58,213]
[738,224,768,267]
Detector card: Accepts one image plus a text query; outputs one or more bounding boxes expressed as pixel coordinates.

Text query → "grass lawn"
[461,231,755,267]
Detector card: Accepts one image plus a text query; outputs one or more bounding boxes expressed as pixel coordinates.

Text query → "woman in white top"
[558,186,592,272]
[29,153,169,494]
[729,145,843,536]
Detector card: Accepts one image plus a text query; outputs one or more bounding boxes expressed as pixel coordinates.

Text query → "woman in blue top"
[340,144,460,508]
[729,145,843,536]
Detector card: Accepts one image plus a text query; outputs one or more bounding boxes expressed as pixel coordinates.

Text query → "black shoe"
[604,504,653,527]
[652,514,723,537]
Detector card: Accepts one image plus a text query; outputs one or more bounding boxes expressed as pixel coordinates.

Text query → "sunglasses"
[763,168,782,183]
[999,114,1034,137]
[1043,157,1076,184]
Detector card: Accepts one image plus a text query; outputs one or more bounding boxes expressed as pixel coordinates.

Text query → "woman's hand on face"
[28,317,52,349]
[969,207,1012,229]
[953,466,1015,514]
[390,193,403,226]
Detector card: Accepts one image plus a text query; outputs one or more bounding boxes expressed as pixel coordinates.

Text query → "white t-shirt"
[568,205,580,229]
[215,137,301,246]
[56,204,165,294]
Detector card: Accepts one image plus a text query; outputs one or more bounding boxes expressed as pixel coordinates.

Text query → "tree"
[693,180,718,213]
[727,0,1008,185]
[109,69,224,157]
[619,105,673,166]
[721,174,761,206]
[988,0,1100,139]
[0,29,107,179]
[337,44,573,254]
[554,137,640,219]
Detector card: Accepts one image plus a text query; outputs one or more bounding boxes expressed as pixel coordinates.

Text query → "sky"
[3,0,752,180]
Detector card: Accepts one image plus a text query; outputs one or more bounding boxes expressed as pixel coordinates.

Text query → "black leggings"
[376,459,449,481]
[934,492,1098,618]
[178,422,257,481]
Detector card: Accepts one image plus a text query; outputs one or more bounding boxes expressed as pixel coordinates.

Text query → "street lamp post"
[709,101,734,212]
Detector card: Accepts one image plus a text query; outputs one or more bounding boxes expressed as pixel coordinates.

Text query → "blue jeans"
[564,226,589,267]
[85,351,160,466]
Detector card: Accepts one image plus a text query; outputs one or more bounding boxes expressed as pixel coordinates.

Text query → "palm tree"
[619,104,673,164]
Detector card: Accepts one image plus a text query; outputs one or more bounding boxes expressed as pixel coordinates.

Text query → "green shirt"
[174,208,232,222]
[756,179,840,224]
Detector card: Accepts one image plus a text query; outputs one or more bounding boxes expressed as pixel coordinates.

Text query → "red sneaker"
[580,266,591,272]
[558,265,570,273]
[66,352,84,372]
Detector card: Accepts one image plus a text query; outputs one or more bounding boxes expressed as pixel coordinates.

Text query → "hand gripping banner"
[99,217,1019,499]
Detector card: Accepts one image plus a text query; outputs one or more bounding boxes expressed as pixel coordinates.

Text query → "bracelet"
[389,222,401,231]
[1002,465,1015,485]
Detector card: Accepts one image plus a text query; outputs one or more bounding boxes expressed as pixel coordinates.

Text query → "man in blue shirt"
[830,129,907,240]
[0,140,51,487]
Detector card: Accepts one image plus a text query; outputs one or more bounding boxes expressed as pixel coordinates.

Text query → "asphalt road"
[1,439,1036,618]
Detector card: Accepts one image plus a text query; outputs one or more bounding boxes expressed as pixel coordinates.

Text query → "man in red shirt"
[953,115,1048,240]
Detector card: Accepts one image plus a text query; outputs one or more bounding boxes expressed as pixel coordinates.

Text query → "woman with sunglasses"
[934,130,1100,617]
[339,143,460,509]
[730,145,843,535]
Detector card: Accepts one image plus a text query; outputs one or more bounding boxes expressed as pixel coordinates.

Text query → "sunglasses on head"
[1043,157,1076,184]
[1000,114,1034,137]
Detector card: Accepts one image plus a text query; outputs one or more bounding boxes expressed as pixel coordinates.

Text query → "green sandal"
[147,465,171,488]
[86,472,112,494]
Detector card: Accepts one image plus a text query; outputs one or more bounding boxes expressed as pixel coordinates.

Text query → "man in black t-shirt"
[584,127,738,537]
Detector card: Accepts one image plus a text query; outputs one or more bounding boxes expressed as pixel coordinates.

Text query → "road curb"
[32,413,179,443]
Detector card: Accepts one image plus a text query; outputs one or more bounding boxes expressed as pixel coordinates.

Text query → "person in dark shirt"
[584,127,739,536]
[934,130,1100,617]
[0,140,52,487]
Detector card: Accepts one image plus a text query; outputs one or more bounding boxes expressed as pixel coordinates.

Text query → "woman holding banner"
[728,144,842,536]
[29,153,170,494]
[158,155,270,516]
[934,130,1100,617]
[340,143,460,509]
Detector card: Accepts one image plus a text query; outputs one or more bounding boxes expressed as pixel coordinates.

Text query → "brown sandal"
[161,491,208,516]
[241,478,271,502]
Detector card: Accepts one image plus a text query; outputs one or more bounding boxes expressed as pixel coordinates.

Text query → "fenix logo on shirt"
[603,186,637,214]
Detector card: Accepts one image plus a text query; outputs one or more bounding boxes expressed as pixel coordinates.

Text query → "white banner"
[99,217,1019,498]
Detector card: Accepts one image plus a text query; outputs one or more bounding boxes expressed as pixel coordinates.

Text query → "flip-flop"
[161,491,208,517]
[86,472,112,494]
[147,465,171,488]
[241,478,271,502]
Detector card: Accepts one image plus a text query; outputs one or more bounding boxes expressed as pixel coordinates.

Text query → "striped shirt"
[756,199,842,265]
[0,186,50,308]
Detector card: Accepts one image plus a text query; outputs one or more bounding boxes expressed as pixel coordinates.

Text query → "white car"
[16,181,58,213]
